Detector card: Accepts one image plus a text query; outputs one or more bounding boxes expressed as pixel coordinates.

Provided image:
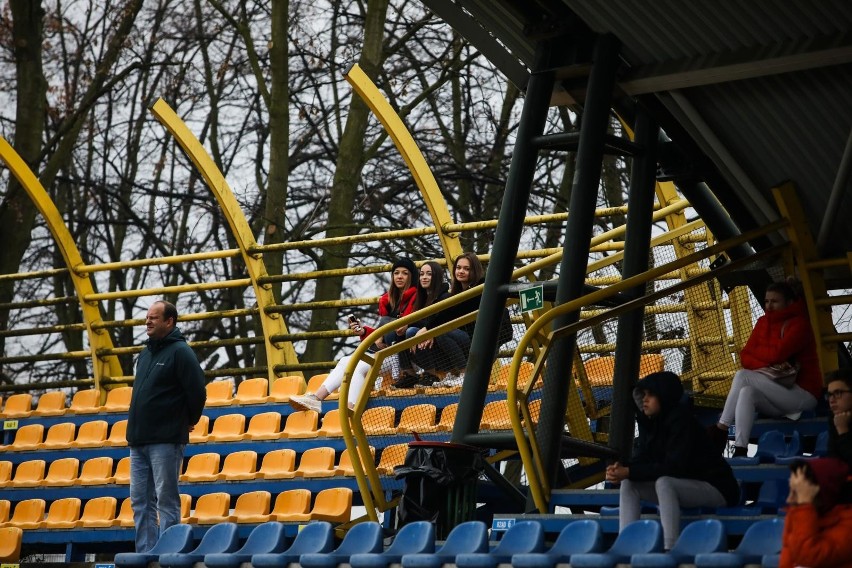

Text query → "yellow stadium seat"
[8,460,46,488]
[233,377,269,404]
[207,413,246,442]
[584,356,616,386]
[114,497,134,527]
[75,456,114,486]
[361,406,397,435]
[526,398,542,426]
[317,409,343,437]
[436,403,458,432]
[31,390,67,416]
[280,410,319,439]
[109,456,131,484]
[204,379,234,406]
[275,487,352,524]
[481,400,515,430]
[488,362,510,392]
[228,490,271,523]
[217,450,258,481]
[3,423,44,451]
[105,419,128,447]
[1,393,32,418]
[0,462,10,487]
[186,492,230,524]
[241,411,281,441]
[180,494,192,523]
[189,415,210,443]
[0,499,10,523]
[376,443,408,475]
[38,497,81,529]
[268,375,305,403]
[292,447,336,478]
[66,389,101,414]
[101,386,132,412]
[37,422,76,450]
[306,374,337,400]
[76,496,117,528]
[335,446,375,476]
[180,452,221,482]
[5,498,45,529]
[72,420,108,448]
[205,379,234,406]
[43,457,79,487]
[639,353,665,375]
[256,448,297,480]
[0,526,22,562]
[265,489,311,522]
[516,361,538,390]
[396,404,437,434]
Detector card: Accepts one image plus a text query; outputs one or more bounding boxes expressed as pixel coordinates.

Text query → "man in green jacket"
[127,300,206,552]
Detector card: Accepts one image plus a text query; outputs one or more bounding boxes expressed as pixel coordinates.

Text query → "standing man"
[127,300,206,552]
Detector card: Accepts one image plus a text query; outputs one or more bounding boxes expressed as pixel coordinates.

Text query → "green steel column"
[536,34,621,485]
[610,110,659,461]
[452,46,555,440]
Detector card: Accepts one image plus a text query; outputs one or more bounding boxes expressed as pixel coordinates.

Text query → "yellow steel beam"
[149,99,300,380]
[345,64,462,265]
[773,182,838,375]
[0,137,123,397]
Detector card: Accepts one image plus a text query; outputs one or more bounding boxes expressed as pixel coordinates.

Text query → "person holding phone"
[289,258,418,412]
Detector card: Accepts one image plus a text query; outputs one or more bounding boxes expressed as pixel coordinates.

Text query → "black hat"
[391,258,418,277]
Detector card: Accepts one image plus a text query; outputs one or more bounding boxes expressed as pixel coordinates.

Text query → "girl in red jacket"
[781,457,852,568]
[708,281,821,456]
[289,258,419,412]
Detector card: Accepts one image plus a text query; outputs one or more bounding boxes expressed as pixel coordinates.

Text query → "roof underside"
[422,0,852,258]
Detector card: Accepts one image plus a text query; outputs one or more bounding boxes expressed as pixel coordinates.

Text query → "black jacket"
[424,279,485,336]
[629,371,740,506]
[127,327,207,446]
[828,415,852,466]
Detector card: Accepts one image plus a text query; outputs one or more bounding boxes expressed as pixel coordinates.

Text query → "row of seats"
[1,487,353,530]
[0,375,312,419]
[111,516,783,568]
[1,419,126,451]
[1,444,400,487]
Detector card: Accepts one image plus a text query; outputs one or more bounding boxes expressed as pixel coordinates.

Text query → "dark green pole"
[452,46,555,440]
[536,34,621,486]
[610,109,659,461]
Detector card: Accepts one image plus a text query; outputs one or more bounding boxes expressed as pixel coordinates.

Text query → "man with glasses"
[825,369,852,466]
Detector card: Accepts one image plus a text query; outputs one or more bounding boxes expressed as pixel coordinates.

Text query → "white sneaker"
[289,394,322,413]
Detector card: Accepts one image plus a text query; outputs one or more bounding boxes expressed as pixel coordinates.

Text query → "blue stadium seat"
[114,524,195,568]
[512,519,604,568]
[252,521,335,568]
[350,521,435,568]
[814,430,829,456]
[300,521,383,568]
[571,520,664,568]
[401,520,489,568]
[694,517,784,568]
[631,519,726,568]
[762,553,780,568]
[716,479,788,516]
[455,520,545,568]
[773,431,803,464]
[204,522,289,568]
[158,523,240,568]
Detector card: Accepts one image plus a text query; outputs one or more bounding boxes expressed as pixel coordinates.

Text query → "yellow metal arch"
[344,64,462,266]
[0,137,123,396]
[149,99,300,380]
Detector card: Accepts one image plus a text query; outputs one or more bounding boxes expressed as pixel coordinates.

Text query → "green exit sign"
[519,285,544,313]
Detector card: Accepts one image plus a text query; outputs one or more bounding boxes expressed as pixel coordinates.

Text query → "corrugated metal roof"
[421,0,852,255]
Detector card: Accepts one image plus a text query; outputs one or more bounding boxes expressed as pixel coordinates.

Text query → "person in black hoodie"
[606,371,739,549]
[127,300,206,552]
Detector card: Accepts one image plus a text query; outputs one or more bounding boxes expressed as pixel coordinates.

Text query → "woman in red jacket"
[708,281,821,456]
[781,457,852,568]
[289,258,419,411]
